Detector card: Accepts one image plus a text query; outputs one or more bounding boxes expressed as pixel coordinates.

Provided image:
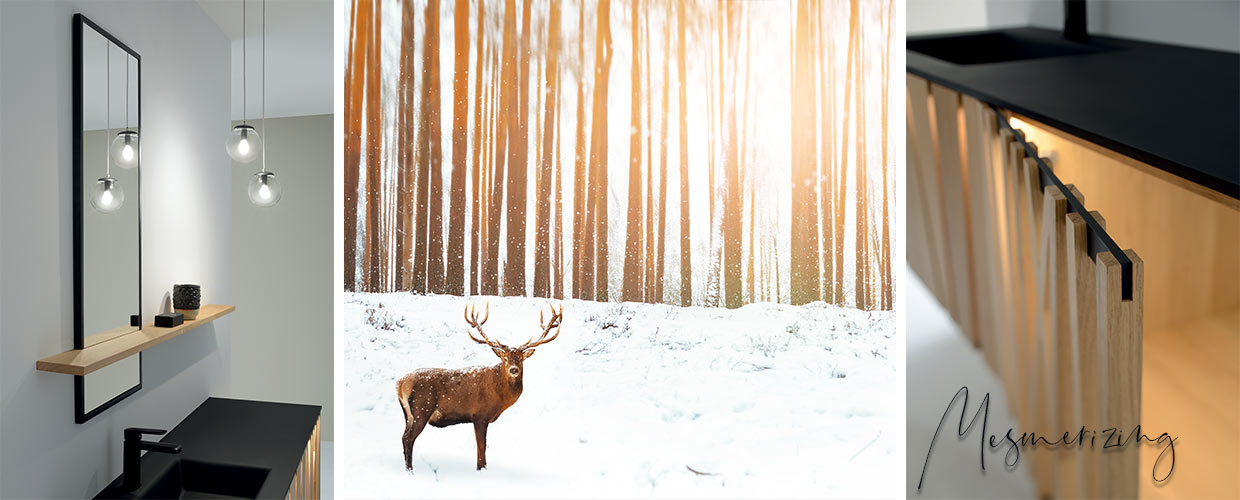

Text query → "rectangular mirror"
[74,14,142,424]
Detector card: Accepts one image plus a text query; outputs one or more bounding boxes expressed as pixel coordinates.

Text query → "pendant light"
[248,0,282,207]
[227,0,261,163]
[92,43,124,213]
[110,55,138,169]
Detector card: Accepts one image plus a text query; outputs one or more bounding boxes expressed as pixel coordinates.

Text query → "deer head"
[463,302,563,381]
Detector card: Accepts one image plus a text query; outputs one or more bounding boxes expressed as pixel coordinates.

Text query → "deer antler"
[519,304,563,351]
[463,302,505,349]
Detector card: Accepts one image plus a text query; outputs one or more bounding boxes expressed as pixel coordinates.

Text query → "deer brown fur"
[397,302,563,471]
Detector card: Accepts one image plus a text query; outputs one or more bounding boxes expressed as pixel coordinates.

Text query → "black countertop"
[908,27,1239,199]
[95,397,320,499]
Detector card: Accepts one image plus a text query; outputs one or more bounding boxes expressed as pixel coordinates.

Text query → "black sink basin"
[908,30,1115,65]
[137,459,270,500]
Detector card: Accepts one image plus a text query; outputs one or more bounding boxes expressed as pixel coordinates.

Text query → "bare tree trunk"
[655,8,670,304]
[642,8,656,303]
[503,0,532,296]
[344,0,368,292]
[534,1,561,298]
[571,0,589,299]
[470,5,487,296]
[835,0,858,304]
[817,1,835,304]
[676,0,691,307]
[553,67,564,300]
[854,0,868,310]
[588,0,613,302]
[424,0,446,294]
[722,2,742,309]
[621,0,645,303]
[446,0,470,295]
[486,0,516,296]
[364,0,383,293]
[789,0,820,305]
[880,0,893,310]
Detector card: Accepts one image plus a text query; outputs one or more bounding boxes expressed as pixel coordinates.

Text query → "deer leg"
[403,407,430,471]
[473,420,489,470]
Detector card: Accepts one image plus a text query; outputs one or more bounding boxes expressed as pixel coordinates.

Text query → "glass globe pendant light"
[110,56,139,169]
[92,44,124,213]
[227,0,261,163]
[248,0,282,207]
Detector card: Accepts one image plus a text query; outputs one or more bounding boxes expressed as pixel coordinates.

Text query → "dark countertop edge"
[93,397,321,500]
[907,58,1240,201]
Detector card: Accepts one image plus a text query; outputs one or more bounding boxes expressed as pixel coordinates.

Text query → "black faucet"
[122,428,181,491]
[1064,0,1089,42]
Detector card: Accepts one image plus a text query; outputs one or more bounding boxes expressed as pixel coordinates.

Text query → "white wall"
[0,1,232,498]
[911,0,1240,53]
[229,114,334,441]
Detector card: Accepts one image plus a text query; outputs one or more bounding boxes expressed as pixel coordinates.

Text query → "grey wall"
[910,0,1240,53]
[0,1,232,498]
[229,114,334,441]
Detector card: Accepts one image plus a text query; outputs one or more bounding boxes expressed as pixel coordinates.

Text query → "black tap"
[1064,0,1089,42]
[122,428,181,491]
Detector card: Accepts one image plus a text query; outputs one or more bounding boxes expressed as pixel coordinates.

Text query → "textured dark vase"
[173,284,201,320]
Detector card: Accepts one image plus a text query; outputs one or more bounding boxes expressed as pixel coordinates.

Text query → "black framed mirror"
[73,13,142,424]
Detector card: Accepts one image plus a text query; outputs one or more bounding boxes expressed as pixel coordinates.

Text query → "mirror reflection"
[76,15,141,423]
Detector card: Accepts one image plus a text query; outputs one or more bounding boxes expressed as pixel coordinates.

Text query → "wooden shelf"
[36,304,235,376]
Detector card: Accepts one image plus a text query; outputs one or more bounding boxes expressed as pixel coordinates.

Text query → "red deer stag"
[396,302,563,471]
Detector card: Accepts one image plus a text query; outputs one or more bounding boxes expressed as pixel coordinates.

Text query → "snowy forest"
[343,0,897,310]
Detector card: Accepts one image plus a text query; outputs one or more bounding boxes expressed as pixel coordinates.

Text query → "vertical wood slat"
[961,95,1002,370]
[286,416,321,500]
[996,129,1023,407]
[1031,184,1069,499]
[1067,210,1105,500]
[931,83,980,346]
[1053,185,1085,499]
[1099,250,1144,499]
[907,75,953,310]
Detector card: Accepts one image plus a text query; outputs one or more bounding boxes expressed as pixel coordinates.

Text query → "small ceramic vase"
[173,284,201,320]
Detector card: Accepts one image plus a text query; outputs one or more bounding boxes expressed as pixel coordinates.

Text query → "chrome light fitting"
[110,56,138,169]
[92,42,124,213]
[248,0,281,207]
[227,0,261,163]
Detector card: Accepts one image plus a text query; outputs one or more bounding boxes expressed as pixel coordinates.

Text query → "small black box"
[131,315,142,327]
[155,312,184,328]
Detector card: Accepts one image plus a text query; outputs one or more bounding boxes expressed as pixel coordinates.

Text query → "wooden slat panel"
[1098,250,1143,500]
[907,75,953,310]
[1031,184,1068,499]
[1067,210,1104,500]
[1052,186,1084,499]
[962,95,1002,369]
[930,83,980,345]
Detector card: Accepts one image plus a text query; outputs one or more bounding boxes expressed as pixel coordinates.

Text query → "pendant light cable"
[260,0,267,173]
[242,0,247,125]
[105,41,111,177]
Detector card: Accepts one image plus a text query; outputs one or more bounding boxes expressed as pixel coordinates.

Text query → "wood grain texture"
[286,415,321,500]
[1067,210,1105,500]
[931,83,980,346]
[1098,250,1143,500]
[35,304,235,376]
[1009,113,1238,333]
[907,75,953,313]
[962,95,1003,369]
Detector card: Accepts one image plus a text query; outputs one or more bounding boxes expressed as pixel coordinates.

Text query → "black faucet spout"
[122,427,180,492]
[1064,0,1089,42]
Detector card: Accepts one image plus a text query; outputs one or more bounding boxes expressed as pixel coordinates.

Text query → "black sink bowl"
[908,30,1115,65]
[137,459,270,500]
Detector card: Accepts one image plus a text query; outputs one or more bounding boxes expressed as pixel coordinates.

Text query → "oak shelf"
[35,304,235,376]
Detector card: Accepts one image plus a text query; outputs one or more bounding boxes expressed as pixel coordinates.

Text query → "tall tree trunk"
[393,0,413,292]
[344,0,368,292]
[470,5,487,296]
[571,0,589,299]
[676,0,691,307]
[643,8,655,303]
[588,0,613,302]
[364,0,383,293]
[835,0,858,304]
[534,2,561,297]
[817,1,835,304]
[447,0,470,295]
[503,0,532,296]
[880,0,893,310]
[722,2,742,309]
[425,0,446,294]
[553,68,564,299]
[655,9,670,304]
[621,0,645,303]
[854,0,868,310]
[486,0,516,296]
[789,0,819,305]
[413,0,432,293]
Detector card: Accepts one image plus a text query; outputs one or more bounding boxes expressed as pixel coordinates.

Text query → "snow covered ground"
[338,293,899,498]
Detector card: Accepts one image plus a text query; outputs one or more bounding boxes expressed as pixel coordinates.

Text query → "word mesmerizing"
[917,386,1177,492]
